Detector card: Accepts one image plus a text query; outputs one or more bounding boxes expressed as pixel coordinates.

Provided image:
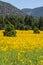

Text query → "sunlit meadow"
[0,30,43,65]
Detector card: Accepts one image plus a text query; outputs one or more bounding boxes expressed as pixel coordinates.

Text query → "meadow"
[0,30,43,65]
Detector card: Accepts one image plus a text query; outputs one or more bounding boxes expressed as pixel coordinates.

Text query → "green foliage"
[33,26,40,34]
[32,20,39,29]
[19,24,24,30]
[0,15,43,31]
[0,16,5,29]
[24,26,28,30]
[24,15,34,26]
[40,27,43,31]
[3,21,16,37]
[24,25,31,30]
[39,17,43,28]
[16,23,24,30]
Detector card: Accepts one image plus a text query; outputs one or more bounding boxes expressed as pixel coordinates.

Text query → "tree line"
[0,15,43,36]
[0,15,43,30]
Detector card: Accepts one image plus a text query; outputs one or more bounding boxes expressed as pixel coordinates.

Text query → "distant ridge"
[22,7,43,17]
[0,1,26,16]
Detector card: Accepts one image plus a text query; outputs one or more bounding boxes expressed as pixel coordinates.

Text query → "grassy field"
[0,30,43,65]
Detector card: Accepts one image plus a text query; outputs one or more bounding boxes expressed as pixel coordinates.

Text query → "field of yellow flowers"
[0,30,43,65]
[0,30,43,50]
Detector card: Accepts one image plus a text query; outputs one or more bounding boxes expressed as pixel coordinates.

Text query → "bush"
[3,21,16,37]
[33,26,40,34]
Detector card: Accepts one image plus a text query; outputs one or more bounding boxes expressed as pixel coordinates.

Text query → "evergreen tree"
[39,17,43,30]
[3,21,16,37]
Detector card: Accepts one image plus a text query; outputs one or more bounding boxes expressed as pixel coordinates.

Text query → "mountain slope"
[22,7,43,17]
[0,1,25,16]
[22,8,32,15]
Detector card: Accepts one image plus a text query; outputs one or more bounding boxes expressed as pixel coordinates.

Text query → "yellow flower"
[0,30,43,51]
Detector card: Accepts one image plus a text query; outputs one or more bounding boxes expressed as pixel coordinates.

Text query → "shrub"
[33,26,40,34]
[3,21,16,37]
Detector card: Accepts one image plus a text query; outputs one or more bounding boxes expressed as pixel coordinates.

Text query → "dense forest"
[0,15,43,31]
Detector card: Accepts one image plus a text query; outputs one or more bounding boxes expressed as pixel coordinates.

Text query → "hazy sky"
[1,0,43,9]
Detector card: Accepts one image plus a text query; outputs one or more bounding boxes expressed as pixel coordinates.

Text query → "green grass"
[0,48,43,65]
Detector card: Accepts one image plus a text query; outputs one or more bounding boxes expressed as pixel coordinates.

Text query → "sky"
[1,0,43,9]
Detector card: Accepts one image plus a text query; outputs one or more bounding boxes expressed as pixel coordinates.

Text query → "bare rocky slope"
[0,1,26,16]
